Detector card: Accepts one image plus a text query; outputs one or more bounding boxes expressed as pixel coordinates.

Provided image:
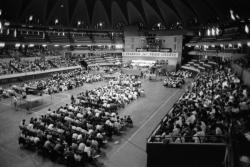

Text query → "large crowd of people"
[10,59,40,73]
[18,74,143,165]
[163,70,195,88]
[0,46,62,58]
[153,66,250,143]
[0,61,14,75]
[0,57,79,76]
[77,75,143,111]
[0,69,102,98]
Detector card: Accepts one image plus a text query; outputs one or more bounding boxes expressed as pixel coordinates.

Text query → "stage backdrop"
[122,52,179,71]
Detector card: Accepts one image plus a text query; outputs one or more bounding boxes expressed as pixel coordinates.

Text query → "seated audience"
[18,74,141,165]
[152,66,250,143]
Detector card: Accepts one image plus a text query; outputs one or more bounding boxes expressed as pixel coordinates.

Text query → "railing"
[148,135,226,144]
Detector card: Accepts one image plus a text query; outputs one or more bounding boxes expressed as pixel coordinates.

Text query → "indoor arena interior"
[0,0,250,167]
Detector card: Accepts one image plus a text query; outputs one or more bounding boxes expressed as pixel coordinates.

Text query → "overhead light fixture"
[0,42,5,48]
[42,44,47,47]
[115,44,123,49]
[230,9,236,21]
[211,28,215,36]
[0,9,2,16]
[55,19,59,24]
[238,43,242,47]
[14,29,17,37]
[29,15,33,21]
[228,43,232,47]
[4,22,10,26]
[247,42,250,47]
[216,27,220,35]
[245,25,249,34]
[220,44,224,47]
[207,29,211,36]
[63,45,70,48]
[15,43,20,48]
[29,44,34,47]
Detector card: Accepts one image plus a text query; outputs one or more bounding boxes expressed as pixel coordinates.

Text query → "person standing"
[13,95,18,111]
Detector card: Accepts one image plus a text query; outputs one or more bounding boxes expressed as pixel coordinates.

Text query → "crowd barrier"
[146,141,226,167]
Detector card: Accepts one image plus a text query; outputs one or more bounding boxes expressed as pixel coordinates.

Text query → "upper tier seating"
[47,32,70,43]
[92,33,111,43]
[71,33,92,43]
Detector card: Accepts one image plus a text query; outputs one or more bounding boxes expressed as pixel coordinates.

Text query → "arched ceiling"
[0,0,249,27]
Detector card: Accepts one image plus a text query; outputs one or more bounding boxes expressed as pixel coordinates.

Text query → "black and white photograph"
[0,0,250,167]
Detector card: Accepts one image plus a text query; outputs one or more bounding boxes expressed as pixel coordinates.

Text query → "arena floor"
[0,79,185,167]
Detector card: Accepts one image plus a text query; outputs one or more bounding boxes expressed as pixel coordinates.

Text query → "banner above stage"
[122,52,178,58]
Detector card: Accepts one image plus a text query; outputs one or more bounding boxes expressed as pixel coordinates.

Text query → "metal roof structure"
[0,0,249,27]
